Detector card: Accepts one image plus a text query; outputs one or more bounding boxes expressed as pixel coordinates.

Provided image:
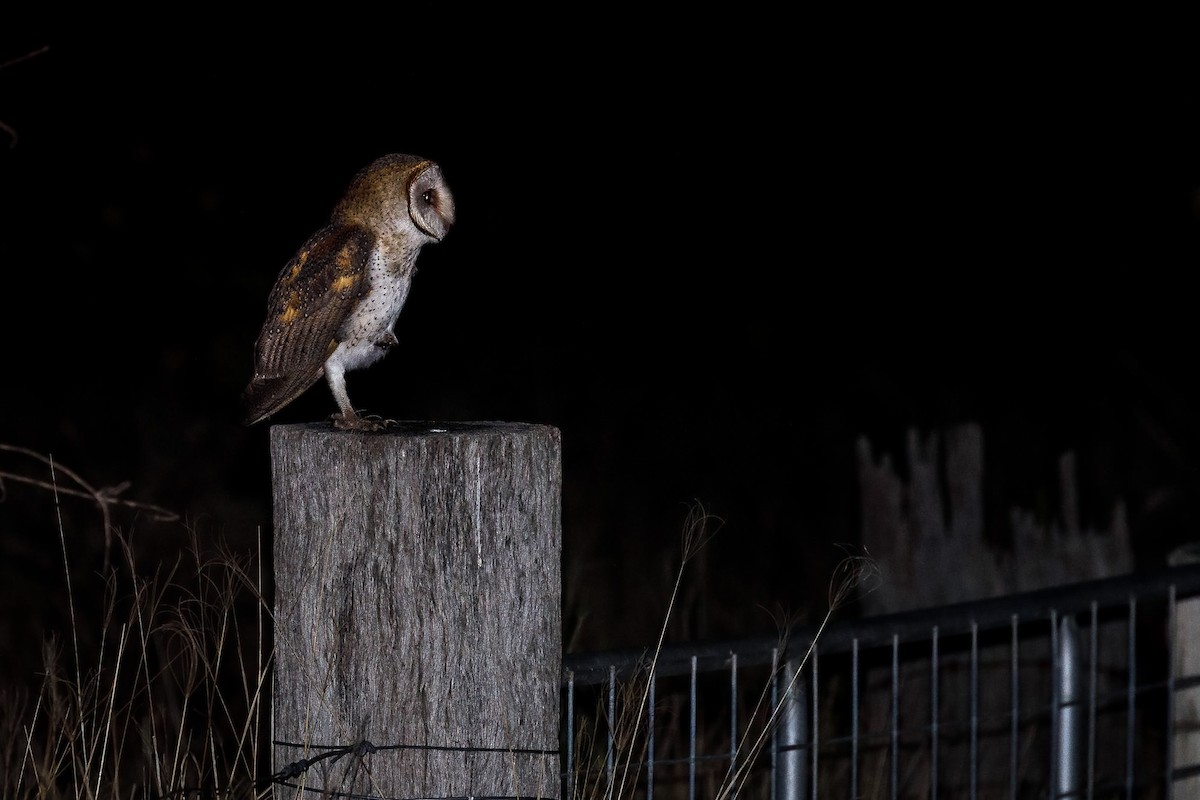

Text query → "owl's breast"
[332,259,413,371]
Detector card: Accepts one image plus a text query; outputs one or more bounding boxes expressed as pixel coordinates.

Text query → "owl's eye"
[422,190,434,205]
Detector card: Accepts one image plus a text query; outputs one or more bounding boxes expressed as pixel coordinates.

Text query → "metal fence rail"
[561,561,1200,799]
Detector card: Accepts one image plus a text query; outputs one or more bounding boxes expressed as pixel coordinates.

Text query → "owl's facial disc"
[409,165,455,241]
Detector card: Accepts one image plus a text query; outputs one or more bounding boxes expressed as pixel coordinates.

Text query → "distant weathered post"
[269,422,562,799]
[1170,543,1200,797]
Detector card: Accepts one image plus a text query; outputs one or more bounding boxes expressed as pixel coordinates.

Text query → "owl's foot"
[332,411,387,432]
[374,332,398,350]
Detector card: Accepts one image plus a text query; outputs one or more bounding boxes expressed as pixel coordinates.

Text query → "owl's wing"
[240,224,374,425]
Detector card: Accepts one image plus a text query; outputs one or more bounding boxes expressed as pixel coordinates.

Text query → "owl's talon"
[332,412,386,432]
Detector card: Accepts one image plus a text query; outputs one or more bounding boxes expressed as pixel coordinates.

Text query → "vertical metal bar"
[811,645,819,800]
[607,665,616,791]
[730,652,738,800]
[852,638,859,800]
[1088,601,1097,800]
[777,655,806,800]
[1057,614,1083,800]
[971,622,979,800]
[1050,610,1059,791]
[648,668,656,800]
[1125,595,1137,800]
[771,648,779,800]
[891,633,899,800]
[566,670,575,800]
[1167,584,1177,800]
[690,655,698,800]
[1010,615,1019,800]
[932,625,939,800]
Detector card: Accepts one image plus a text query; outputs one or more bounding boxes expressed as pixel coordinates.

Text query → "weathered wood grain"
[270,421,562,799]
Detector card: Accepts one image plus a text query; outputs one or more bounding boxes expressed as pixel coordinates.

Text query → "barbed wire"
[271,782,554,800]
[257,738,560,800]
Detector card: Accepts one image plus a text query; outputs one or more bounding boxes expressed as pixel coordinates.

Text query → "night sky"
[2,21,1198,654]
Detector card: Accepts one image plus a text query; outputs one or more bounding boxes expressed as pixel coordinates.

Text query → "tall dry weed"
[0,446,273,799]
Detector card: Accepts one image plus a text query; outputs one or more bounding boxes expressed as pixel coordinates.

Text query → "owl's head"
[336,153,455,242]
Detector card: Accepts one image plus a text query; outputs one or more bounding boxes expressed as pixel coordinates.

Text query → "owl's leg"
[325,361,384,432]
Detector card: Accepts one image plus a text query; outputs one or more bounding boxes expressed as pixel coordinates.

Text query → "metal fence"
[561,561,1200,799]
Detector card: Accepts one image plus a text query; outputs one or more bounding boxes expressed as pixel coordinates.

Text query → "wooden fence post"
[269,421,562,799]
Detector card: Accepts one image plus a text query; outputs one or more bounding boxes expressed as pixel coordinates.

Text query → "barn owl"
[241,154,454,431]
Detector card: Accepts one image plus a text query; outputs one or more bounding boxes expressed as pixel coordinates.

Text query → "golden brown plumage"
[241,154,454,430]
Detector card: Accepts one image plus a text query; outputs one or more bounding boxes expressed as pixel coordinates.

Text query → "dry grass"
[0,448,273,799]
[1,447,877,799]
[568,503,878,799]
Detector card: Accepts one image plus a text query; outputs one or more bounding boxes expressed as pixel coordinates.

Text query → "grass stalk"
[571,507,877,800]
[2,449,273,799]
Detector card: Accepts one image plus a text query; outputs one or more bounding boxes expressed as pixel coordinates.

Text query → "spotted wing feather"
[240,225,373,425]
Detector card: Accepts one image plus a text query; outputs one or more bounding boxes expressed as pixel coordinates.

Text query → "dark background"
[2,20,1198,656]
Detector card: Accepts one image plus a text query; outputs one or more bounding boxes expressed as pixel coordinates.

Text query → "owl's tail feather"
[240,371,323,426]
